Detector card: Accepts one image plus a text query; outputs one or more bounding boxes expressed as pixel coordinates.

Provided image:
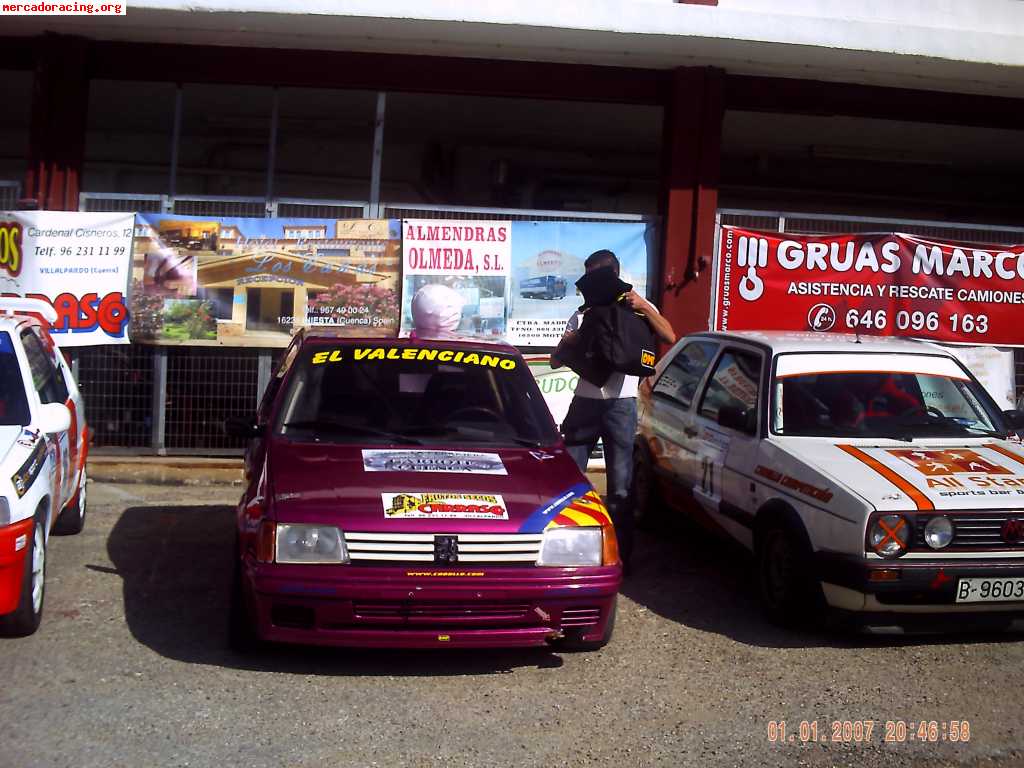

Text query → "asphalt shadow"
[620,510,1024,651]
[105,504,564,675]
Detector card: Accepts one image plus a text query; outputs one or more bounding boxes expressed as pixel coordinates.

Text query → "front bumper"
[818,551,1024,615]
[244,561,622,648]
[0,518,33,615]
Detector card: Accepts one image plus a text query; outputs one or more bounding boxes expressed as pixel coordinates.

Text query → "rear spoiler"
[0,297,58,325]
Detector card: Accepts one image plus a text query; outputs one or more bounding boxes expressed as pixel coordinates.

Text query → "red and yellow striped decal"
[545,490,611,529]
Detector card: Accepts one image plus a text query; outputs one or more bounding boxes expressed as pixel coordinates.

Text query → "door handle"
[683,426,698,437]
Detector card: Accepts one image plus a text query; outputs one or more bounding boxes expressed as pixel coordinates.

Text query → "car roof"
[691,330,952,357]
[301,330,521,355]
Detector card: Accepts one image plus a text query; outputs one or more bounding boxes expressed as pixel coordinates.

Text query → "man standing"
[551,249,675,573]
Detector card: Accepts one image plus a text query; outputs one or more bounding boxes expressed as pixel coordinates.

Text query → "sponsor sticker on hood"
[839,444,1024,508]
[363,449,507,475]
[382,492,509,519]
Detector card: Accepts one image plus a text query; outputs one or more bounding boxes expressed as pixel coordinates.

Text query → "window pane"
[176,84,273,197]
[699,350,761,422]
[653,341,717,407]
[84,80,177,194]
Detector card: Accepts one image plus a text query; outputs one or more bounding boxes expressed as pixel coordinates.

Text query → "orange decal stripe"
[986,443,1024,470]
[837,444,934,511]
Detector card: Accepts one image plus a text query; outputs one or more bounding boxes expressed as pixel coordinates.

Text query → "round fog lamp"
[924,516,954,550]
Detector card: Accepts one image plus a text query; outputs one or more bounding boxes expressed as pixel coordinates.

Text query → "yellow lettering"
[402,348,417,360]
[329,349,343,362]
[386,348,401,359]
[499,359,516,370]
[454,351,464,362]
[311,351,329,364]
[368,348,385,360]
[417,349,438,361]
[462,353,480,365]
[438,351,454,361]
[353,348,371,360]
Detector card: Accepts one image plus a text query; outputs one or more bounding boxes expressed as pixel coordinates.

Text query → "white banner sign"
[0,211,133,346]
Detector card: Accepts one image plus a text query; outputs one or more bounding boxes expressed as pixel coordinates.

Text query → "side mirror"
[1003,409,1024,431]
[37,402,71,434]
[225,416,264,440]
[718,404,756,434]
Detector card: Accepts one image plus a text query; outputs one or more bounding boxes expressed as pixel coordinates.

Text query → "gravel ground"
[2,481,1023,768]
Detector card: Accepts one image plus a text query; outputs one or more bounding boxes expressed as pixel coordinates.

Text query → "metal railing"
[0,180,23,210]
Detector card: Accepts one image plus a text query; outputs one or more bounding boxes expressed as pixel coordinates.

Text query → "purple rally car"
[227,332,622,651]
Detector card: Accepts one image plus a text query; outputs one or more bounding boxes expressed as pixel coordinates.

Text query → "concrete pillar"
[657,67,724,340]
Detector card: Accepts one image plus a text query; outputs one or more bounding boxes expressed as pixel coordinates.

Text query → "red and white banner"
[715,227,1024,346]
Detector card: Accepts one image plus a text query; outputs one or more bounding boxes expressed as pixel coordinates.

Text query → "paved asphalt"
[2,481,1023,768]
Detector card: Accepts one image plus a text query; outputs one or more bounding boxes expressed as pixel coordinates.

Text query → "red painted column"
[657,67,724,339]
[24,34,90,211]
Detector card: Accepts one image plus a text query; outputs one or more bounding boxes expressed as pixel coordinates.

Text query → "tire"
[631,445,663,530]
[556,598,617,652]
[0,513,46,637]
[53,467,87,536]
[756,520,824,628]
[228,554,261,653]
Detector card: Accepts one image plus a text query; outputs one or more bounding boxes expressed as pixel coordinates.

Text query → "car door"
[643,339,719,507]
[20,328,73,509]
[691,345,765,549]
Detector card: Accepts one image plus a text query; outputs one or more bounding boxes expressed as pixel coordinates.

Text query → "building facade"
[3,0,1024,451]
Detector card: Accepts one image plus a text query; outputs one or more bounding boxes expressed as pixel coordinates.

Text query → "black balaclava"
[575,265,632,310]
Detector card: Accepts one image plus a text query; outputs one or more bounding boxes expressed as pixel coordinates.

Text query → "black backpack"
[566,299,657,386]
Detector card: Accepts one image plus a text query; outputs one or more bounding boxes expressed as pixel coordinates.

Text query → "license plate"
[955,577,1024,603]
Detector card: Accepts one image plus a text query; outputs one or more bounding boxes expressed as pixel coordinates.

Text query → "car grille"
[352,601,533,625]
[343,532,545,563]
[560,607,601,628]
[914,513,1024,550]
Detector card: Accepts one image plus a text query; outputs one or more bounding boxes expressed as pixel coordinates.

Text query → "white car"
[0,300,88,637]
[634,331,1024,629]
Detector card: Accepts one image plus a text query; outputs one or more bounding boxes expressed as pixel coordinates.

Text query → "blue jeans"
[561,396,637,564]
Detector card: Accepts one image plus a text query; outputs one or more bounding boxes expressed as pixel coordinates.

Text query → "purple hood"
[266,440,592,534]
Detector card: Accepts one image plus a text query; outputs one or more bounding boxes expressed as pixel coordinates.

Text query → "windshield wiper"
[282,419,424,445]
[892,413,1005,440]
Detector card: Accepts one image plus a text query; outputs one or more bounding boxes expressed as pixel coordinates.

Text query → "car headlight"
[868,514,910,559]
[537,526,603,566]
[924,516,954,550]
[275,524,348,564]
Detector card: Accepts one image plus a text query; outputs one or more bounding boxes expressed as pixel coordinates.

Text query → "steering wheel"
[446,406,502,422]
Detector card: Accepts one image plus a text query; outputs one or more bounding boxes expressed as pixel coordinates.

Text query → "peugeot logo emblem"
[434,535,459,565]
[1001,518,1024,545]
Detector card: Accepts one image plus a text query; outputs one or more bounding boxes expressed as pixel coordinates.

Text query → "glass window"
[0,332,31,426]
[698,349,761,424]
[84,80,178,194]
[652,341,718,408]
[0,71,31,188]
[772,369,1000,439]
[273,343,558,448]
[21,330,68,404]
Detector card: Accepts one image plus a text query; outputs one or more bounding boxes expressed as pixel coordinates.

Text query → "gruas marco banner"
[715,227,1024,346]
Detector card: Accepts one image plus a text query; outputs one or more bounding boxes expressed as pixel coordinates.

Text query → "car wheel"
[631,445,663,530]
[0,512,46,637]
[555,598,617,652]
[53,467,87,535]
[757,521,823,628]
[228,555,261,653]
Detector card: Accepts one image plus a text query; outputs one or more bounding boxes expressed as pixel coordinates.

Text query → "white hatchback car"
[634,331,1024,628]
[0,300,88,636]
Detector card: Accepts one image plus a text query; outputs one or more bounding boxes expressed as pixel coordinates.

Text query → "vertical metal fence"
[0,180,22,209]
